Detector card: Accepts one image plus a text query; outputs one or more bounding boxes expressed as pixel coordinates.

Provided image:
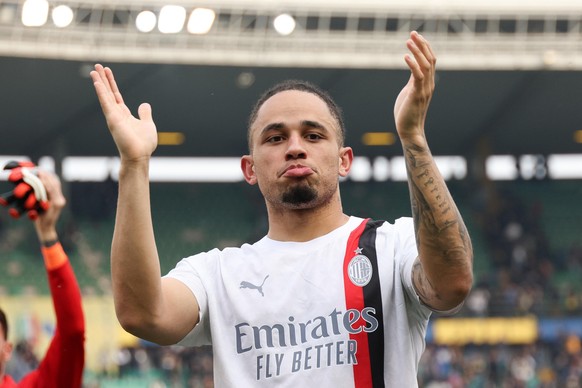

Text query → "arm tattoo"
[405,143,473,307]
[412,257,437,303]
[404,144,468,250]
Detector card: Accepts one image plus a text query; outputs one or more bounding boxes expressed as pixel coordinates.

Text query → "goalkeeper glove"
[0,161,49,220]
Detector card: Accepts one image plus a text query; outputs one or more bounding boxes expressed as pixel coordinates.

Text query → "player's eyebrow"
[260,122,285,134]
[259,120,330,136]
[301,120,327,131]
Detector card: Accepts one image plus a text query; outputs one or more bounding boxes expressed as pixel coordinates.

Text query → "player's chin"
[281,185,318,207]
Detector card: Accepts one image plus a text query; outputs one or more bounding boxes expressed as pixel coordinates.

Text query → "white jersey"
[165,216,432,387]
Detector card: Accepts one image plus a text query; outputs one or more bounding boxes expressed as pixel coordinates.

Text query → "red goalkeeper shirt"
[1,243,85,387]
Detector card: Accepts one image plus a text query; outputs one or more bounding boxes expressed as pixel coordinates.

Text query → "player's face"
[242,90,352,210]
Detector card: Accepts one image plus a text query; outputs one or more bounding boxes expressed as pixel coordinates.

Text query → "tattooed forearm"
[406,147,456,237]
[405,141,473,309]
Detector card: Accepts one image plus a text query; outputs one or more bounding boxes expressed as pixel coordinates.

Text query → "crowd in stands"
[418,338,582,387]
[462,180,580,318]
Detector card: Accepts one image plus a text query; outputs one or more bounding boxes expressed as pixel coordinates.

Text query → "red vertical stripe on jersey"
[343,218,372,388]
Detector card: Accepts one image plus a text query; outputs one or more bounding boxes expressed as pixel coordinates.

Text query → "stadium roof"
[0,0,581,167]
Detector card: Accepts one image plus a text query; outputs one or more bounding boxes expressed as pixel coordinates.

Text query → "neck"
[265,193,349,242]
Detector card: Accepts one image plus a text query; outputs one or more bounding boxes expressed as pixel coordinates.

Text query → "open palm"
[91,64,158,161]
[394,31,435,142]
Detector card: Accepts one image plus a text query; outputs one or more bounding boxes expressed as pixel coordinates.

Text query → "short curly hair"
[247,80,345,151]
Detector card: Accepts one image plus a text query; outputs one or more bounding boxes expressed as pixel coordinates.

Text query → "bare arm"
[90,65,198,344]
[394,32,473,311]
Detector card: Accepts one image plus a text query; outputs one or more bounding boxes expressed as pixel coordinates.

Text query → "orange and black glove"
[0,161,49,220]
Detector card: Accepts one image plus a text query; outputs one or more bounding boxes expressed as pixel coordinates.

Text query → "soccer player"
[91,31,473,386]
[0,171,85,387]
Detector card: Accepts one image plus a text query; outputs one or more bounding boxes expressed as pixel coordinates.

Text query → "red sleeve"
[18,243,85,388]
[1,375,18,387]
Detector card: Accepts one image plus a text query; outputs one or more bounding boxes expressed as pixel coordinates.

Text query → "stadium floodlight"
[21,0,49,27]
[187,8,215,34]
[136,10,157,33]
[273,13,296,35]
[158,5,186,34]
[52,5,74,28]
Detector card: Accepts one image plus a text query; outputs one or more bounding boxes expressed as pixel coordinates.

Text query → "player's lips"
[281,164,314,178]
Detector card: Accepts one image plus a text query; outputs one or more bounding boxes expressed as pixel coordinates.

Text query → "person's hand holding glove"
[0,160,50,220]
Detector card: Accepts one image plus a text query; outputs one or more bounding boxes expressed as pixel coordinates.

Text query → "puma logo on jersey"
[240,275,269,297]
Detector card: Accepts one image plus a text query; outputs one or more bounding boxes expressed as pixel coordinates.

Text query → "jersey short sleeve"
[393,218,419,302]
[393,216,465,316]
[164,251,214,346]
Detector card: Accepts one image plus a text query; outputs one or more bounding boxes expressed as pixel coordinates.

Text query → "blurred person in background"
[0,170,85,387]
[91,31,473,387]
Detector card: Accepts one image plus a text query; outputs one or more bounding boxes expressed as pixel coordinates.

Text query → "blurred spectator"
[5,341,38,382]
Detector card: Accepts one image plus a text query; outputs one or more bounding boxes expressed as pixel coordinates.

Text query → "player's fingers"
[424,37,437,65]
[37,171,65,208]
[411,31,435,66]
[407,36,431,74]
[91,66,113,102]
[404,53,424,82]
[92,77,120,118]
[104,67,126,106]
[138,103,154,123]
[92,64,115,95]
[92,66,134,120]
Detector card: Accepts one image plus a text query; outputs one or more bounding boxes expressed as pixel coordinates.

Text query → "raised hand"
[33,171,66,242]
[90,64,158,161]
[393,31,436,143]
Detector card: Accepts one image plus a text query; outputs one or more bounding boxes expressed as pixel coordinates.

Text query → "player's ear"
[338,146,353,178]
[241,155,257,185]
